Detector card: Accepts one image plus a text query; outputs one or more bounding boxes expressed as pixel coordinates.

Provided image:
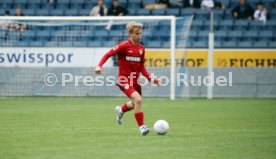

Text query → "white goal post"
[0,16,181,100]
[208,13,214,99]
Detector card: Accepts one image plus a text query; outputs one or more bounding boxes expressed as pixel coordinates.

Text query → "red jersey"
[98,40,151,84]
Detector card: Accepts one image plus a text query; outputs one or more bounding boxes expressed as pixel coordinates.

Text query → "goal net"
[0,16,193,99]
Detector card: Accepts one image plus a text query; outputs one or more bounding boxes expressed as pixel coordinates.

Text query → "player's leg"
[122,101,135,112]
[115,84,136,125]
[115,101,134,125]
[130,91,149,136]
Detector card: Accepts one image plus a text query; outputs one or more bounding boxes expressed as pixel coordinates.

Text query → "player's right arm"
[95,44,122,75]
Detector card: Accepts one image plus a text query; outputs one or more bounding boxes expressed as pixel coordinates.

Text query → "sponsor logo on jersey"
[124,84,129,90]
[139,49,143,55]
[126,56,141,62]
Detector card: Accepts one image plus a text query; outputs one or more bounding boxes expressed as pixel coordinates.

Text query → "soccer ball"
[153,120,169,135]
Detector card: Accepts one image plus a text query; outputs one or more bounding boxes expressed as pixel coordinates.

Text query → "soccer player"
[95,21,160,135]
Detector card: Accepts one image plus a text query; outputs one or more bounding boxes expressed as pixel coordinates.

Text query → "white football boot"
[115,106,123,125]
[139,125,150,136]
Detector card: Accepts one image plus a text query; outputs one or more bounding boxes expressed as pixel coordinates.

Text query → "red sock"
[121,103,129,113]
[134,112,144,127]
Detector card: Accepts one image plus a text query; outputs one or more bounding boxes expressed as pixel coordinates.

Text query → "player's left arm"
[140,50,160,85]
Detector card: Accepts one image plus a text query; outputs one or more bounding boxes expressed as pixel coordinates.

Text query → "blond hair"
[126,21,143,33]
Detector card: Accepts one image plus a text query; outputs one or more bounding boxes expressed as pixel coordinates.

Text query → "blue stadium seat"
[176,40,185,47]
[192,41,207,48]
[25,9,35,16]
[264,1,273,10]
[29,0,41,9]
[152,9,166,16]
[243,31,258,41]
[203,20,219,31]
[58,41,73,47]
[219,20,233,31]
[158,21,170,31]
[266,21,276,30]
[166,9,180,16]
[176,22,184,30]
[83,3,93,10]
[103,41,117,47]
[213,10,224,20]
[234,20,248,31]
[56,0,71,9]
[36,30,50,41]
[94,30,109,41]
[31,41,44,47]
[87,41,102,47]
[180,8,194,16]
[224,10,233,19]
[220,0,230,8]
[258,30,273,42]
[229,0,240,8]
[128,0,140,3]
[109,31,124,37]
[244,0,260,6]
[215,41,223,48]
[195,9,210,20]
[143,0,156,6]
[188,30,198,42]
[45,41,59,47]
[143,32,154,41]
[269,9,276,20]
[237,41,253,48]
[104,0,113,7]
[79,9,90,16]
[153,30,169,41]
[111,24,125,30]
[49,9,64,16]
[65,9,79,16]
[191,20,204,31]
[215,30,228,42]
[227,30,243,41]
[22,31,36,41]
[15,0,28,9]
[185,40,192,48]
[118,0,128,8]
[0,0,13,7]
[128,9,136,15]
[248,21,264,31]
[176,35,181,42]
[70,0,84,9]
[0,10,5,15]
[268,41,276,48]
[1,4,13,11]
[136,9,150,15]
[16,41,30,47]
[253,41,268,48]
[76,30,90,37]
[36,9,49,16]
[162,41,170,48]
[21,37,35,43]
[127,1,141,10]
[145,41,161,48]
[222,41,236,48]
[52,30,67,37]
[197,30,209,38]
[73,41,87,47]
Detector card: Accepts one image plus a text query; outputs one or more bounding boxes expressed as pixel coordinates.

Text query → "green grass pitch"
[0,97,276,159]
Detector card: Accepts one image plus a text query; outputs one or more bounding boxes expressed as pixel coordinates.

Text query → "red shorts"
[117,83,142,98]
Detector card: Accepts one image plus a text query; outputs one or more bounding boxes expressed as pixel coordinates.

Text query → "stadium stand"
[0,0,275,48]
